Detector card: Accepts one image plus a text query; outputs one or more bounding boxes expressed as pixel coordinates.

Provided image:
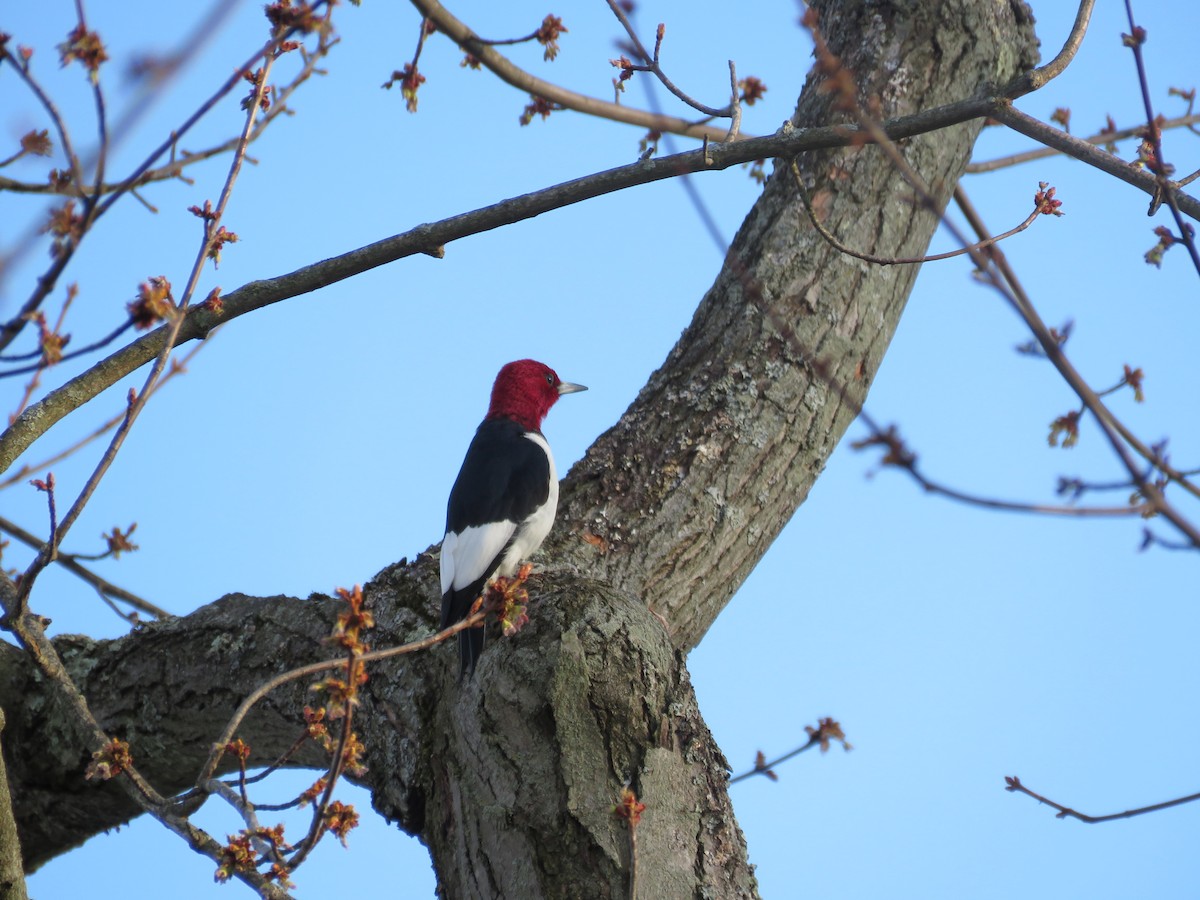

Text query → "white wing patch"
[440,431,560,596]
[442,520,518,594]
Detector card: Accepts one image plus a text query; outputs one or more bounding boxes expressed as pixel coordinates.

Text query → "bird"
[440,359,587,676]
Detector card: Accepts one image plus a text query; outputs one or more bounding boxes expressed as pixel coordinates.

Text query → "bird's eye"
[545,374,554,385]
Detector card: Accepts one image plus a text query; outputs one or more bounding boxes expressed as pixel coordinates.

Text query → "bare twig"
[284,698,352,871]
[728,718,851,785]
[992,104,1199,222]
[724,61,742,142]
[74,0,110,207]
[793,159,1045,265]
[14,20,286,607]
[204,778,290,868]
[729,739,817,785]
[1,319,135,380]
[953,186,1200,506]
[1005,775,1200,823]
[0,514,168,619]
[408,0,737,142]
[1121,0,1200,275]
[0,341,204,491]
[849,419,1152,518]
[605,0,732,120]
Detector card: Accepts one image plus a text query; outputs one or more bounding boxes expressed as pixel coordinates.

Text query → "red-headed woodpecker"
[440,359,587,676]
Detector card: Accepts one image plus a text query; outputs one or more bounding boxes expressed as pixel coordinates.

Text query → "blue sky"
[4,1,1199,897]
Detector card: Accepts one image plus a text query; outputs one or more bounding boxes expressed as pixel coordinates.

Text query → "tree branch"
[966,112,1200,174]
[1005,775,1200,823]
[17,79,1182,480]
[0,515,168,620]
[1006,0,1095,97]
[411,0,742,142]
[992,103,1199,219]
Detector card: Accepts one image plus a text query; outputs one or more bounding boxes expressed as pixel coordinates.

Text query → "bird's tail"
[457,626,484,679]
[443,588,485,679]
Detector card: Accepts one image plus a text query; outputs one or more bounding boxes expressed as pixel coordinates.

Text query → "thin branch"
[1006,0,1096,97]
[1121,0,1200,275]
[0,514,168,619]
[5,76,1198,480]
[285,696,352,871]
[605,0,731,119]
[0,319,135,380]
[793,159,1044,265]
[14,26,284,607]
[75,0,110,208]
[992,104,1199,221]
[848,420,1147,518]
[203,779,289,869]
[729,719,852,784]
[728,739,819,785]
[966,112,1200,174]
[1005,775,1200,823]
[953,186,1200,506]
[411,0,737,142]
[0,341,203,491]
[724,61,742,142]
[628,814,638,900]
[226,728,316,799]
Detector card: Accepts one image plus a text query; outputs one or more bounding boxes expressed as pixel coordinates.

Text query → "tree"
[2,0,1198,897]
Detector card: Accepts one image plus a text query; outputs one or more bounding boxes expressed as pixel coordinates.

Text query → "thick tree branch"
[0,589,341,870]
[3,561,759,896]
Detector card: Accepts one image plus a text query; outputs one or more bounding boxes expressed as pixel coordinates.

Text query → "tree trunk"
[4,0,1038,894]
[549,0,1040,650]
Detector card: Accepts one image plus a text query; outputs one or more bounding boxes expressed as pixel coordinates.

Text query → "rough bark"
[3,0,1039,894]
[3,563,757,896]
[0,711,28,900]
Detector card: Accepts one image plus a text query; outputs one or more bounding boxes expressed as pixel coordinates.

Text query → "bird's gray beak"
[558,381,587,395]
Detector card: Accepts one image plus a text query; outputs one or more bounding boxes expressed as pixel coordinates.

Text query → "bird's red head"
[487,359,586,433]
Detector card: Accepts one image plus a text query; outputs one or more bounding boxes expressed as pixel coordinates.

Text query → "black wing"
[445,418,551,534]
[441,418,551,676]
